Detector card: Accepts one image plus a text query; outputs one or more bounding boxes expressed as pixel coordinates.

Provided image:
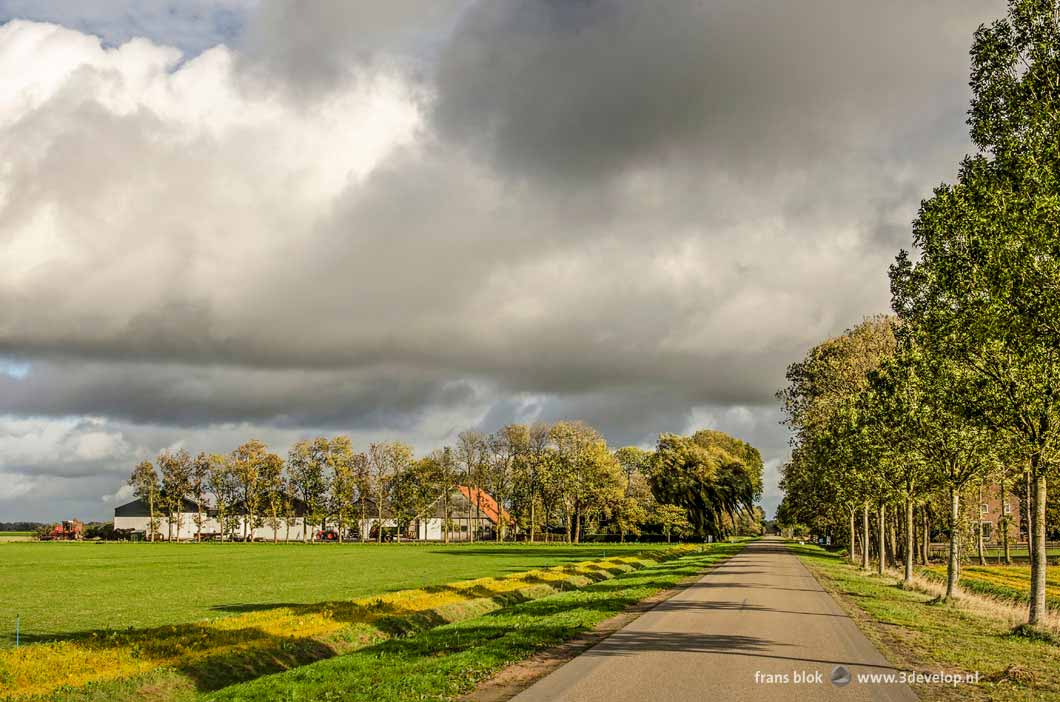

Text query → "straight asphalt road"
[511,537,917,702]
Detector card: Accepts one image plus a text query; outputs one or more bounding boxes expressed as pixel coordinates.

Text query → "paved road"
[511,538,917,702]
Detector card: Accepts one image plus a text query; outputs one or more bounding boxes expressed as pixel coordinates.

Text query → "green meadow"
[0,542,664,646]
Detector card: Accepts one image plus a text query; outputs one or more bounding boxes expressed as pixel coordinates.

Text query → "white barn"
[113,498,311,541]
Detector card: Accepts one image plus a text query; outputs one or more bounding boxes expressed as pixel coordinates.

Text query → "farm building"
[415,486,512,541]
[113,497,311,541]
[979,482,1021,544]
[113,486,510,542]
[113,497,216,540]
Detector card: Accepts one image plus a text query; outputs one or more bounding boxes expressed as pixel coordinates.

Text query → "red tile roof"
[456,485,513,525]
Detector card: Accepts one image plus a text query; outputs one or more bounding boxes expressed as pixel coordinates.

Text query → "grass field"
[0,542,741,701]
[794,543,1060,702]
[0,542,665,647]
[923,563,1060,608]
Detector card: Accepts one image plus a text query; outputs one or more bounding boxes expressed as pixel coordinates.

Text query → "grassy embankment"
[792,543,1060,702]
[0,542,743,701]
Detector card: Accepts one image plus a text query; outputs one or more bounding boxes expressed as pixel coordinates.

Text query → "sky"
[0,0,1006,522]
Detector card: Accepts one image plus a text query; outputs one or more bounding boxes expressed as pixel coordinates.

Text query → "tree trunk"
[849,508,857,565]
[1001,477,1011,565]
[924,510,930,563]
[977,482,986,566]
[861,502,870,570]
[443,490,450,544]
[878,503,886,576]
[574,506,581,544]
[529,497,536,544]
[468,483,474,543]
[1028,462,1047,626]
[377,488,384,543]
[904,497,914,586]
[496,493,504,542]
[945,487,959,601]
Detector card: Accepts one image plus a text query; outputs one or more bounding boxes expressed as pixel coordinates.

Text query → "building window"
[1004,503,1013,515]
[980,504,989,514]
[981,522,993,541]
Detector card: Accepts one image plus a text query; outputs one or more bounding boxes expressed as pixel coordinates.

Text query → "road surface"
[511,537,917,702]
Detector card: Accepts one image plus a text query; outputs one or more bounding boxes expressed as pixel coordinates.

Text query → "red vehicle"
[41,520,84,541]
[314,529,339,542]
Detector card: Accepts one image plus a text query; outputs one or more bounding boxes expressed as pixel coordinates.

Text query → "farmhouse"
[979,482,1021,544]
[415,486,512,541]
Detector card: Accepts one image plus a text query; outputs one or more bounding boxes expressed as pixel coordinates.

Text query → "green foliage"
[647,430,762,539]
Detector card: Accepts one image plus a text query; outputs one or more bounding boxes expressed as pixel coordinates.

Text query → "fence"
[926,541,1060,560]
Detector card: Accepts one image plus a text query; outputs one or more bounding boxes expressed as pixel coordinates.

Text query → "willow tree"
[648,430,762,540]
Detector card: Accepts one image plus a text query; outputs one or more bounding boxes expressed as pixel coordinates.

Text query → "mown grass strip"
[792,543,1060,702]
[205,542,744,702]
[1,547,696,701]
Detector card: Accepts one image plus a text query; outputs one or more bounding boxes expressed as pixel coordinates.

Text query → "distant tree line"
[126,421,764,545]
[778,0,1060,631]
[0,522,46,532]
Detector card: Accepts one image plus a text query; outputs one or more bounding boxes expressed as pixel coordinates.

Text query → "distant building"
[113,485,511,542]
[979,482,1021,544]
[113,497,215,540]
[415,486,512,541]
[113,497,310,541]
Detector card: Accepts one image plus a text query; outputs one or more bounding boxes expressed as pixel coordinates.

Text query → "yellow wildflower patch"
[924,563,1060,602]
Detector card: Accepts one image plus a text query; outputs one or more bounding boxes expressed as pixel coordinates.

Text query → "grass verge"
[791,543,1060,702]
[204,542,744,702]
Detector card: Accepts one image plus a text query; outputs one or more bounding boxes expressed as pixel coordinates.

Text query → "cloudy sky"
[0,0,1004,522]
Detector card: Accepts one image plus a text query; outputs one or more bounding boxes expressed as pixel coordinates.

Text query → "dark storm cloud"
[435,0,998,183]
[0,361,478,429]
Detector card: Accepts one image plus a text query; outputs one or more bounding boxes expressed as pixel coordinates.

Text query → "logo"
[831,665,852,687]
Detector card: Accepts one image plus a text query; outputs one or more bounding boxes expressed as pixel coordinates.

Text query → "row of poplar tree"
[777,0,1060,630]
[127,421,765,545]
